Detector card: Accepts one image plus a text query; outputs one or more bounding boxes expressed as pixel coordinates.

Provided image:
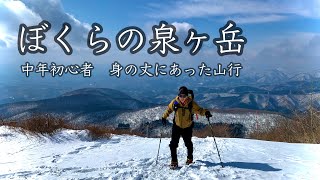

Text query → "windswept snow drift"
[0,126,320,179]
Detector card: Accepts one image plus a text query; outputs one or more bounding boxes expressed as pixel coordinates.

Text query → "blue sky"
[0,0,320,81]
[60,0,320,49]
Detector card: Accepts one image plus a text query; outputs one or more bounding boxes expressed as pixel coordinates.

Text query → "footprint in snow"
[68,147,87,155]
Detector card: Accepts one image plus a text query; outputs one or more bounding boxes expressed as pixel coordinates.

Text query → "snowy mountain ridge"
[113,106,284,136]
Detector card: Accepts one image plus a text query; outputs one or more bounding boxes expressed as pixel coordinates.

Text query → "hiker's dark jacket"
[162,96,207,129]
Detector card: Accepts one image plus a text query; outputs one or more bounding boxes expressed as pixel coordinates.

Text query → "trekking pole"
[156,127,163,165]
[207,116,224,168]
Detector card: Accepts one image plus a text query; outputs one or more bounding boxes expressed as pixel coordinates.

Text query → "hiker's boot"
[170,145,178,162]
[170,161,178,169]
[186,158,193,165]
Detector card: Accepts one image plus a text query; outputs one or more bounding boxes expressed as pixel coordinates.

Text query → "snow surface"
[1,126,320,179]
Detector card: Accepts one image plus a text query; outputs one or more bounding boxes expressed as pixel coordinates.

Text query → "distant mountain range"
[1,69,320,105]
[1,69,320,134]
[2,83,319,137]
[0,88,153,124]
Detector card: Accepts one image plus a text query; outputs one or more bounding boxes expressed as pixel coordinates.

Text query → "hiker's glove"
[205,111,212,118]
[161,117,167,126]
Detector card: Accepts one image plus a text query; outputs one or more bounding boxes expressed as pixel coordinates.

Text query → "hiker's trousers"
[169,123,193,162]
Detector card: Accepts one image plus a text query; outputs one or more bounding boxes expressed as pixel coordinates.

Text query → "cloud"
[21,0,91,51]
[1,0,42,25]
[0,23,16,48]
[0,0,90,51]
[143,21,193,50]
[0,39,6,48]
[171,22,193,49]
[171,22,193,33]
[229,14,287,24]
[249,33,320,72]
[0,0,42,48]
[147,0,320,23]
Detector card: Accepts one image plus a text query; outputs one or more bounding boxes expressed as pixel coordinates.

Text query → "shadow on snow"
[195,160,282,172]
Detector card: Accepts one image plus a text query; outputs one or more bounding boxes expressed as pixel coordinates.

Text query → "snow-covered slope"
[0,126,319,179]
[113,106,284,135]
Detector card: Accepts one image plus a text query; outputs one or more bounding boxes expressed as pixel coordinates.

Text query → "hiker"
[161,86,212,168]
